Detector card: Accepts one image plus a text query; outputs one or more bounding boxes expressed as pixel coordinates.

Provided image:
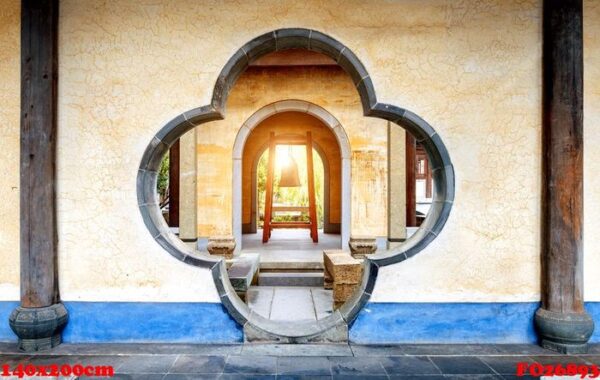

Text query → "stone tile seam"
[355,74,370,88]
[240,46,248,59]
[336,47,346,63]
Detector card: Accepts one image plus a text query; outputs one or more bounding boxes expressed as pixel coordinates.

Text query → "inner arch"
[232,102,352,254]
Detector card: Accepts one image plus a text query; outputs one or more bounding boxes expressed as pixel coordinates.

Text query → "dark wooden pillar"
[9,0,68,352]
[535,0,593,354]
[405,131,417,227]
[168,140,180,227]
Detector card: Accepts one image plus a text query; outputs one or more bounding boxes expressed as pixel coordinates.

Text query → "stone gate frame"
[137,28,455,341]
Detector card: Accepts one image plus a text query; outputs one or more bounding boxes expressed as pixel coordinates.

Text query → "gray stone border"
[137,28,455,342]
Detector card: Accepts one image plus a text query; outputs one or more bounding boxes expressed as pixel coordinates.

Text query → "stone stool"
[348,236,377,259]
[226,253,260,301]
[207,235,236,259]
[323,250,363,309]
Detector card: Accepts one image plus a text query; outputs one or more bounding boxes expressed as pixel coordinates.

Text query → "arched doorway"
[237,111,343,281]
[232,100,351,253]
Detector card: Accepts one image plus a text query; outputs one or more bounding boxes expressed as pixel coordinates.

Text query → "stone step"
[227,253,260,298]
[258,272,324,287]
[259,260,323,271]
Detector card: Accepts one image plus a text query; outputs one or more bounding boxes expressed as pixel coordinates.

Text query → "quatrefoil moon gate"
[137,29,454,341]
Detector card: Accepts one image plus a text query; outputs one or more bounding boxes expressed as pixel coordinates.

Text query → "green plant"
[157,153,170,203]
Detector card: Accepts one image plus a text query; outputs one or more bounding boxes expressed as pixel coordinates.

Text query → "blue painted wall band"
[1,301,599,344]
[0,301,18,342]
[0,302,242,343]
[350,303,600,344]
[349,302,540,344]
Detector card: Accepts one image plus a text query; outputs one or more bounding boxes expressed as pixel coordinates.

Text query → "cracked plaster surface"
[0,0,598,302]
[584,0,600,302]
[0,0,20,301]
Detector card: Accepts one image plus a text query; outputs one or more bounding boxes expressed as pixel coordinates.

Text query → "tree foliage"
[157,153,170,204]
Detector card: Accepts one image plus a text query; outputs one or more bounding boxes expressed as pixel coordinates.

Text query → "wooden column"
[424,153,432,199]
[9,0,68,352]
[168,140,180,227]
[262,133,276,243]
[305,132,318,243]
[405,131,417,227]
[534,0,593,354]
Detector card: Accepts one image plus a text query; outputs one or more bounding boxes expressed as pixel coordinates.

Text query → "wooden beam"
[271,206,310,212]
[168,140,180,227]
[535,0,593,354]
[269,223,313,229]
[272,135,308,145]
[405,131,417,227]
[250,49,336,67]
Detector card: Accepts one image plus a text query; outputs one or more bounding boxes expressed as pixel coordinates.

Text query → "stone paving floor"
[247,286,333,321]
[242,229,341,270]
[0,343,599,379]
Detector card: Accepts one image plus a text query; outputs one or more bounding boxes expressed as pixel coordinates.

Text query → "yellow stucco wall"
[56,0,223,302]
[178,129,198,240]
[388,123,407,240]
[196,66,388,238]
[0,0,598,303]
[54,0,542,302]
[584,0,600,302]
[0,0,20,301]
[371,1,544,302]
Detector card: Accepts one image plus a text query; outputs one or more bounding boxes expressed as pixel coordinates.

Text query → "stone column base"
[348,236,377,259]
[207,236,236,259]
[9,303,69,352]
[534,308,594,354]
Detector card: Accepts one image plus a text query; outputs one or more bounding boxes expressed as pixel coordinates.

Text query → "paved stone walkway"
[0,343,599,379]
[247,286,333,321]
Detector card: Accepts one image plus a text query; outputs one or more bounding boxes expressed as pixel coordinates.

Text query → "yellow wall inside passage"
[196,66,387,238]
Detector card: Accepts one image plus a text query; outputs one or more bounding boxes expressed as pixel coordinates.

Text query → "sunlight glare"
[276,145,291,168]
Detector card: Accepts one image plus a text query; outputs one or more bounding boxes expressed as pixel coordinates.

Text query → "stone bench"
[226,253,259,301]
[323,250,363,309]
